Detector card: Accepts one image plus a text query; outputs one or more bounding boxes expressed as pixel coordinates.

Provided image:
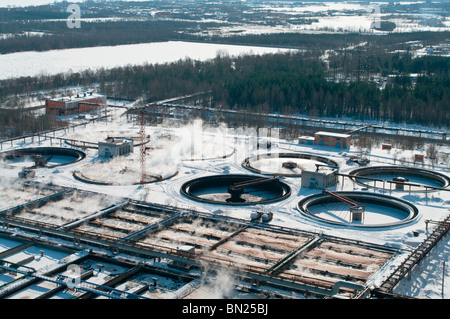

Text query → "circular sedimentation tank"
[349,166,450,192]
[73,160,178,186]
[298,191,419,228]
[181,174,291,205]
[242,153,339,177]
[0,147,86,168]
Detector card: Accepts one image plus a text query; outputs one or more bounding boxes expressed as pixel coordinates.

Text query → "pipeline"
[322,190,359,207]
[229,177,279,191]
[157,278,203,299]
[60,200,130,230]
[228,177,280,202]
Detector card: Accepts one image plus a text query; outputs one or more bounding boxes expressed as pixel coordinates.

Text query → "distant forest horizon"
[1,46,449,138]
[0,1,449,138]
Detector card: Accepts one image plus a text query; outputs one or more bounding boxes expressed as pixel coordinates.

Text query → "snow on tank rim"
[297,191,419,228]
[348,165,450,192]
[0,146,86,168]
[180,174,292,205]
[242,152,339,177]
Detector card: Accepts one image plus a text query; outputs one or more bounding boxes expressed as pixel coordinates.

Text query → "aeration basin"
[181,174,291,205]
[298,191,419,228]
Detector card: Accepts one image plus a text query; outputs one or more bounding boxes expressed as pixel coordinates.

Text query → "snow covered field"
[0,106,448,299]
[0,41,294,80]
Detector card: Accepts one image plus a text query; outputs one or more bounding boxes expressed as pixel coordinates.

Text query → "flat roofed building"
[45,92,106,116]
[314,131,351,149]
[98,137,134,158]
[301,169,339,189]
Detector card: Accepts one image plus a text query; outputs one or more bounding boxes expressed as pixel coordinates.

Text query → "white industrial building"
[98,137,134,158]
[301,169,339,189]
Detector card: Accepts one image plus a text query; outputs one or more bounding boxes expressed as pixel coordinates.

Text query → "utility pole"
[139,106,146,186]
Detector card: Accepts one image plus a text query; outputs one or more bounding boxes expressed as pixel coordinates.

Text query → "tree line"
[0,108,67,138]
[217,53,449,127]
[1,50,449,138]
[0,19,219,54]
[3,6,447,56]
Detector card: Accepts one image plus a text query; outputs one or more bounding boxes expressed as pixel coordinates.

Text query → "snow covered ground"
[0,41,294,80]
[0,105,448,299]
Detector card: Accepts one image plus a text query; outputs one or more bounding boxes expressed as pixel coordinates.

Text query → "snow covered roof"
[47,92,106,103]
[315,131,351,139]
[101,137,133,145]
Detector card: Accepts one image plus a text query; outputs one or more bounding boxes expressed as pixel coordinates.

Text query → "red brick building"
[314,131,351,149]
[45,92,106,116]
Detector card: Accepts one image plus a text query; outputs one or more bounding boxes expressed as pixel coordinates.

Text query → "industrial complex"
[0,94,449,300]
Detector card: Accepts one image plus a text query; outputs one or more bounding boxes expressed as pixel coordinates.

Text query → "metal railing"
[378,214,450,293]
